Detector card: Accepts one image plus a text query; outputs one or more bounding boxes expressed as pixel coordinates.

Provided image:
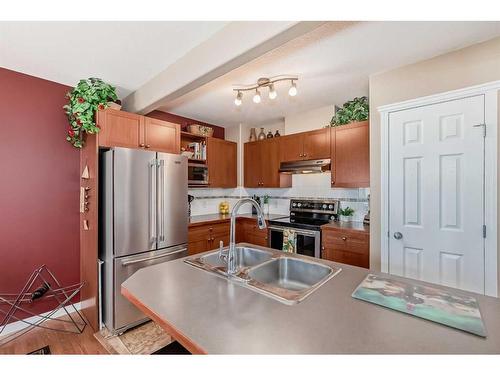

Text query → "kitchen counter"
[188,213,288,227]
[321,221,370,233]
[122,243,500,354]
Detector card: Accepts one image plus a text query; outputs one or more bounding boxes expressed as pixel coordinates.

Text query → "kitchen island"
[122,243,500,354]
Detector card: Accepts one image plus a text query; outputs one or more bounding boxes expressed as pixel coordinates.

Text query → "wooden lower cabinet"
[188,222,230,255]
[237,218,269,247]
[188,218,269,255]
[321,227,369,268]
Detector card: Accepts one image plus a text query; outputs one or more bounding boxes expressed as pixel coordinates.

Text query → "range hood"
[279,159,331,174]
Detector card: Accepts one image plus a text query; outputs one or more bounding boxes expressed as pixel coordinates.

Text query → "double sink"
[184,246,341,304]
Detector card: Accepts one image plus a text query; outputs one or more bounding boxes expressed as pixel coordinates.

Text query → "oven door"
[268,226,321,258]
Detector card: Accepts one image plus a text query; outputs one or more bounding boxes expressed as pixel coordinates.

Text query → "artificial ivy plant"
[330,96,369,127]
[63,78,118,148]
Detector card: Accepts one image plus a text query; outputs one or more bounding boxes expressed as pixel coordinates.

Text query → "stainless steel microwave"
[188,163,209,185]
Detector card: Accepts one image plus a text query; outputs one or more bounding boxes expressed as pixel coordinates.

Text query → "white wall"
[284,104,334,134]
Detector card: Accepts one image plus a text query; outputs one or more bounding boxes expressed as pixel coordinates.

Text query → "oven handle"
[268,226,319,237]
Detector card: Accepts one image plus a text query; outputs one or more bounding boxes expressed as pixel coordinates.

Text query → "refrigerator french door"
[100,148,188,334]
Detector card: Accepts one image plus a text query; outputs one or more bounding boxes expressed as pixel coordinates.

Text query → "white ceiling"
[0,21,228,97]
[157,21,500,127]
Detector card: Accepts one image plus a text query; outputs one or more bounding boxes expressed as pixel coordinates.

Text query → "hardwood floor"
[0,317,107,355]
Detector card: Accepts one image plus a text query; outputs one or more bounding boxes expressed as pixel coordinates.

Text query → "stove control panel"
[290,199,339,214]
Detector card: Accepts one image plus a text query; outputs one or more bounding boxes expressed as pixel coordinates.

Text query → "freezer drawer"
[104,245,187,334]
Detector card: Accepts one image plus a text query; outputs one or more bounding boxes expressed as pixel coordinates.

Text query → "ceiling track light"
[234,91,243,106]
[269,83,277,100]
[232,75,298,106]
[288,80,297,97]
[253,89,261,104]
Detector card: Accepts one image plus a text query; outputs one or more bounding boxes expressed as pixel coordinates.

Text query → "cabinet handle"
[139,143,145,148]
[341,236,347,241]
[145,144,151,148]
[321,246,325,250]
[303,153,307,157]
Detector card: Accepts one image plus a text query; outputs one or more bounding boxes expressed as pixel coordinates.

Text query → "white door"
[388,95,485,294]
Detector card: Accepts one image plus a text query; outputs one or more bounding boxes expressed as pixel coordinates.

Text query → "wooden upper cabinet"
[244,141,262,188]
[97,109,180,153]
[97,109,144,148]
[331,121,369,188]
[261,138,281,187]
[144,117,180,153]
[303,128,330,160]
[207,137,237,188]
[280,133,304,162]
[244,138,291,188]
[280,128,330,162]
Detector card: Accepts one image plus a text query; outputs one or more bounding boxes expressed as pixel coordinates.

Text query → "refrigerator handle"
[149,160,157,245]
[159,159,165,242]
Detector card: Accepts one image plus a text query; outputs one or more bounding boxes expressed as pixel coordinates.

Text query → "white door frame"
[379,81,499,297]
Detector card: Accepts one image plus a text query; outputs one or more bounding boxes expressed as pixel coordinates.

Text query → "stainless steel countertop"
[122,243,500,354]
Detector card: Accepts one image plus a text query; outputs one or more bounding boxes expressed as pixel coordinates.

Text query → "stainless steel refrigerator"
[99,147,188,334]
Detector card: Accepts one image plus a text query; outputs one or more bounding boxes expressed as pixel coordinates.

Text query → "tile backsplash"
[189,172,369,222]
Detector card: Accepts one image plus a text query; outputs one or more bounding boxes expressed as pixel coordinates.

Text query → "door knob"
[393,232,403,240]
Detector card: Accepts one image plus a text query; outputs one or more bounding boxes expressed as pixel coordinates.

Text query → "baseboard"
[0,302,82,337]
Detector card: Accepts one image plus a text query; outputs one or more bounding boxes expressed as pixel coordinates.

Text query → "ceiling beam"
[122,21,326,114]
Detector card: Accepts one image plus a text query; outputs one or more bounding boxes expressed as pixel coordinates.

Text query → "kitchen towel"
[282,229,297,253]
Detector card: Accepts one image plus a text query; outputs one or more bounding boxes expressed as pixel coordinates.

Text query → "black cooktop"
[267,216,328,231]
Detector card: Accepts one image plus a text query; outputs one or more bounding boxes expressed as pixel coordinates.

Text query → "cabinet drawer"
[323,230,368,255]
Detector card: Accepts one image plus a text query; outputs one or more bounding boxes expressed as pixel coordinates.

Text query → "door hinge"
[483,225,486,238]
[473,123,486,137]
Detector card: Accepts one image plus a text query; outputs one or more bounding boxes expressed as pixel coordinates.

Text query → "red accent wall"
[0,68,80,320]
[146,110,225,139]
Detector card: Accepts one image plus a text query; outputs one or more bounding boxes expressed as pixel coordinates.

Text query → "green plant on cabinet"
[63,78,118,148]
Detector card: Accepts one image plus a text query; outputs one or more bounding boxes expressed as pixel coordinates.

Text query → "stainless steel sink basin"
[184,245,341,305]
[248,257,333,291]
[246,257,340,304]
[200,246,273,270]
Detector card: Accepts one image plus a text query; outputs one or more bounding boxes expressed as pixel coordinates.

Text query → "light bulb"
[269,84,277,100]
[234,91,242,106]
[253,89,261,104]
[288,81,297,97]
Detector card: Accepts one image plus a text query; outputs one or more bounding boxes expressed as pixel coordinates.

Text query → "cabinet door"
[97,109,143,148]
[332,121,370,188]
[144,117,180,153]
[207,138,237,188]
[188,225,210,255]
[303,128,330,160]
[244,141,262,187]
[260,138,281,187]
[188,237,209,255]
[279,133,304,162]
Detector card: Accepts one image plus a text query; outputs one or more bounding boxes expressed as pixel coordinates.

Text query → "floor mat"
[27,346,51,355]
[94,321,173,354]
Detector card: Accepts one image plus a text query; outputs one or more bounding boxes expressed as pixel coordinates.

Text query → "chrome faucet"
[219,198,267,276]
